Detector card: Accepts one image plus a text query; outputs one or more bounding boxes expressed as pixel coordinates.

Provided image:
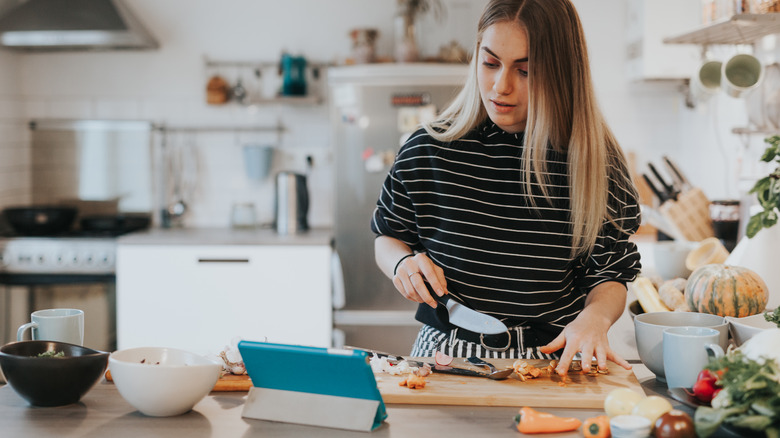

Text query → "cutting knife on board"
[423,282,508,335]
[343,346,490,378]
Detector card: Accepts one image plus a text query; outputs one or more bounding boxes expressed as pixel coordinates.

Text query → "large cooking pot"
[2,206,78,236]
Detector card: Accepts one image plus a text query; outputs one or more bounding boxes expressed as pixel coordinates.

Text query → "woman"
[371,0,641,376]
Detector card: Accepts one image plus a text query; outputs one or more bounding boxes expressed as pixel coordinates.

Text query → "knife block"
[658,187,715,242]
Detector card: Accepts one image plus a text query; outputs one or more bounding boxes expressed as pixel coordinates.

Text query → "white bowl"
[726,312,777,346]
[634,311,728,382]
[109,347,221,417]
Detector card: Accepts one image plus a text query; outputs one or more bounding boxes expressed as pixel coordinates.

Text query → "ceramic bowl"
[653,241,693,280]
[0,340,108,407]
[109,346,221,417]
[634,311,728,381]
[726,312,777,346]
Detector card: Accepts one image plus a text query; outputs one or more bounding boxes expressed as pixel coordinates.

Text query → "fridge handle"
[331,251,346,309]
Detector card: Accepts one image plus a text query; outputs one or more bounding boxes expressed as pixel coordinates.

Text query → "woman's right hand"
[392,253,448,308]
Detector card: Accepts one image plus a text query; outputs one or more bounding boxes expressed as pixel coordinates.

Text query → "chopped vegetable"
[435,350,452,366]
[582,415,610,438]
[399,374,426,389]
[36,351,64,358]
[513,406,581,434]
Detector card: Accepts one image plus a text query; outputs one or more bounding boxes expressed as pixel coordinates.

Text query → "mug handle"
[17,322,38,342]
[705,343,725,361]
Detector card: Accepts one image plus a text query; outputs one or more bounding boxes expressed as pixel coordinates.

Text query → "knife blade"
[434,294,508,335]
[662,155,692,191]
[405,360,490,378]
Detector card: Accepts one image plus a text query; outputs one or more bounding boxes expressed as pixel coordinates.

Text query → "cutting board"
[376,358,644,408]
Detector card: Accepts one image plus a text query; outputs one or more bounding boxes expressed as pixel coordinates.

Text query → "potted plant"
[746,135,780,238]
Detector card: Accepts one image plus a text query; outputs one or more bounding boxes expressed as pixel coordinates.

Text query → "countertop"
[0,376,703,438]
[117,227,333,246]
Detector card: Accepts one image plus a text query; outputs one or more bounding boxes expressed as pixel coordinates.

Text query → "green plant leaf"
[750,176,771,194]
[747,213,764,238]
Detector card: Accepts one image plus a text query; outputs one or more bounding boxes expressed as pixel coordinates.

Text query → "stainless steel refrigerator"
[328,64,467,354]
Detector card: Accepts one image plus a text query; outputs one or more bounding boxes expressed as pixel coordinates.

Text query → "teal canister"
[281,54,307,96]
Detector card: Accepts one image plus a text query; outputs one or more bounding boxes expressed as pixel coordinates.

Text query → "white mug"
[689,59,722,103]
[722,53,763,98]
[17,308,84,346]
[662,326,724,388]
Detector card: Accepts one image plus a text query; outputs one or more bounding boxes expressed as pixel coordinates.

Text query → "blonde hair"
[425,0,637,257]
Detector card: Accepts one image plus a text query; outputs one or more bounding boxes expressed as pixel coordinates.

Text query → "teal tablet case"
[238,340,388,431]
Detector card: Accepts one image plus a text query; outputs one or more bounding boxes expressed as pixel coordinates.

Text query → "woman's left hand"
[538,282,632,376]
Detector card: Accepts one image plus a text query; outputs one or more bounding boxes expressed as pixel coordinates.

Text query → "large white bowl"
[634,311,728,382]
[726,312,777,346]
[109,347,221,417]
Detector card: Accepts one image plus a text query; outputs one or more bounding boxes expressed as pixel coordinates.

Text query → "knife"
[642,173,669,204]
[648,162,679,200]
[434,293,508,335]
[662,156,692,192]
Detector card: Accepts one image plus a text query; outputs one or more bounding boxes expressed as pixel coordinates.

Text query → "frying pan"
[2,206,78,236]
[79,213,151,234]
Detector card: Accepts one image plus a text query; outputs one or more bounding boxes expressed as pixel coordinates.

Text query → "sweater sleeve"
[370,148,422,249]
[574,164,642,292]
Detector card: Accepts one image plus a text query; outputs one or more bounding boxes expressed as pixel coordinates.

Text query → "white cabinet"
[116,244,332,354]
[626,0,701,80]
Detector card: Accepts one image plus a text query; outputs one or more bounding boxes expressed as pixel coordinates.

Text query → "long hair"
[424,0,637,257]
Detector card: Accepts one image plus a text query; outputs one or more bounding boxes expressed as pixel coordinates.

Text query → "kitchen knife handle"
[648,162,677,200]
[642,173,668,203]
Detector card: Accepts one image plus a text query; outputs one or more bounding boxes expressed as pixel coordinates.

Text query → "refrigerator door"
[329,64,467,354]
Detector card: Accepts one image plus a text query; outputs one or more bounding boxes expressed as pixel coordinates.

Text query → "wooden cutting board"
[376,358,643,408]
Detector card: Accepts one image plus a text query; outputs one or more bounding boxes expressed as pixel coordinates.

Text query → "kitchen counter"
[118,227,333,246]
[0,376,704,438]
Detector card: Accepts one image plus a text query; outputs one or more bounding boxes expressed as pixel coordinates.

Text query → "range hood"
[0,0,158,51]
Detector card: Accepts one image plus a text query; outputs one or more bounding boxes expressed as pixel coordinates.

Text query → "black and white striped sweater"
[371,122,642,339]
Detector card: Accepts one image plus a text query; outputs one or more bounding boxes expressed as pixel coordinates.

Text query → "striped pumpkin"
[684,264,769,317]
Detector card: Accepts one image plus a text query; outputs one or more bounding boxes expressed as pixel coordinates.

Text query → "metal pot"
[274,171,309,235]
[2,206,78,236]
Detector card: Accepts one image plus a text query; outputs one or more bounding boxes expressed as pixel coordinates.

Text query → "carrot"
[514,406,582,434]
[582,415,611,438]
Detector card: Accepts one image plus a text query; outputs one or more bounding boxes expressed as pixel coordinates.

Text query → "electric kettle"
[274,171,309,235]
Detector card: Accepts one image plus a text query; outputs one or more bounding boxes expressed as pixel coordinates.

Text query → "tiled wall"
[0,48,28,210]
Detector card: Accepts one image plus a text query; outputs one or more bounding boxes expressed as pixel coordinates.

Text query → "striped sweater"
[371,121,642,337]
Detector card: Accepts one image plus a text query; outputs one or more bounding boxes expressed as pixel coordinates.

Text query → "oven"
[0,119,154,351]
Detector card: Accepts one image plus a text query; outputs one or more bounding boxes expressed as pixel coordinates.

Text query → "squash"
[684,264,769,317]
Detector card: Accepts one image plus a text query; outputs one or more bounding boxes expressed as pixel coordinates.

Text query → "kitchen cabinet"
[625,0,701,80]
[116,243,332,355]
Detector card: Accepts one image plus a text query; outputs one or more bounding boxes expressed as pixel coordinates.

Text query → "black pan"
[2,206,78,236]
[79,213,151,234]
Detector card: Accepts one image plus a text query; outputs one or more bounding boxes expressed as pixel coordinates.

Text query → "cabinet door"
[116,245,332,354]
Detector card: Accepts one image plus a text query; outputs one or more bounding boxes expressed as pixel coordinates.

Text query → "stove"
[0,237,117,276]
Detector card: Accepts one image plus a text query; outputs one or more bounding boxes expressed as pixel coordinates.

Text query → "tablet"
[238,340,387,431]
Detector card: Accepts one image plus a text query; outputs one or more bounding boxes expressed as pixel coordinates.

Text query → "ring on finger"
[408,271,420,278]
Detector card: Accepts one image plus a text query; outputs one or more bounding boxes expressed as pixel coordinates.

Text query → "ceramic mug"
[722,53,763,98]
[662,326,724,388]
[689,59,722,103]
[17,308,84,346]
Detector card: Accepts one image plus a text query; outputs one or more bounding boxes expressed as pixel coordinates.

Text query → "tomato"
[654,409,695,438]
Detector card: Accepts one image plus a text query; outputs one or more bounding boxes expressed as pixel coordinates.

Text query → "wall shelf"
[732,127,780,135]
[664,13,780,45]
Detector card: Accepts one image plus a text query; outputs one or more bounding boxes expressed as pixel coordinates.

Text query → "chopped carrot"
[514,406,581,434]
[399,374,426,389]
